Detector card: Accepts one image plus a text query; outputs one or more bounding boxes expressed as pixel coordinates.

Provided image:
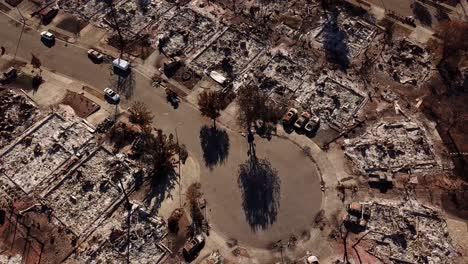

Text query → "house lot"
[191,28,265,82]
[0,113,94,194]
[43,147,134,236]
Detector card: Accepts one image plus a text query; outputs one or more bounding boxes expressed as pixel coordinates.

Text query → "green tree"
[198,90,223,128]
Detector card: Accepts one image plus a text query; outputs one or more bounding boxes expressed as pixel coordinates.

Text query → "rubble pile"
[246,49,365,133]
[0,114,94,194]
[152,7,220,57]
[299,77,365,130]
[315,14,377,58]
[0,90,39,149]
[192,28,265,82]
[58,0,111,20]
[66,206,167,263]
[364,201,460,263]
[379,39,431,85]
[258,54,311,96]
[0,175,26,205]
[44,147,134,235]
[101,0,174,36]
[344,121,438,177]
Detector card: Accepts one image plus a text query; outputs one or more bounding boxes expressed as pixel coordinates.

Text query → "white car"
[104,88,120,103]
[87,49,104,62]
[40,31,55,42]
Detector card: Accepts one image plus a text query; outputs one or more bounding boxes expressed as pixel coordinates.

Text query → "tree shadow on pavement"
[321,11,350,71]
[145,169,179,215]
[412,2,432,27]
[238,156,281,231]
[199,125,230,169]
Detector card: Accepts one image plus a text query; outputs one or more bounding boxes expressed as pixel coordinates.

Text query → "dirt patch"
[56,15,88,35]
[61,90,100,118]
[0,59,27,72]
[82,85,104,99]
[168,63,202,90]
[47,29,71,42]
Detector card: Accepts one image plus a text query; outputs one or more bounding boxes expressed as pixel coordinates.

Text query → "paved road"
[0,12,324,248]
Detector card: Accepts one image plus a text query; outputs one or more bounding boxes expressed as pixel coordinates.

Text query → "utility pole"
[14,7,26,60]
[119,179,132,264]
[175,127,182,208]
[108,1,125,59]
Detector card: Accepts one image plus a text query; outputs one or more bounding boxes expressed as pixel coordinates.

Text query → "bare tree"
[197,90,223,128]
[185,182,205,234]
[108,0,126,59]
[128,101,153,127]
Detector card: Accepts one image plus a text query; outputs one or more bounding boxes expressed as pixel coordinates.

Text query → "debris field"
[152,7,221,58]
[363,200,460,263]
[43,147,135,236]
[378,39,432,86]
[0,90,39,149]
[65,205,167,264]
[0,113,94,194]
[344,121,440,177]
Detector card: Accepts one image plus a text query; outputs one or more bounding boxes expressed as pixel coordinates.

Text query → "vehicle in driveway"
[304,113,320,133]
[294,111,311,129]
[104,88,120,103]
[87,49,104,63]
[282,108,298,125]
[183,234,205,258]
[40,31,55,42]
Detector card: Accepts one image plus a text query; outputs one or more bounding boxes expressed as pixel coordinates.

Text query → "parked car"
[87,49,104,62]
[40,31,55,42]
[404,16,416,27]
[183,234,205,258]
[294,111,311,129]
[0,67,17,84]
[282,108,298,125]
[165,88,180,107]
[304,113,320,133]
[104,88,120,103]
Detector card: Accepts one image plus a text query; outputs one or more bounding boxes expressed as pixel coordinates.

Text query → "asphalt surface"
[0,12,323,248]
